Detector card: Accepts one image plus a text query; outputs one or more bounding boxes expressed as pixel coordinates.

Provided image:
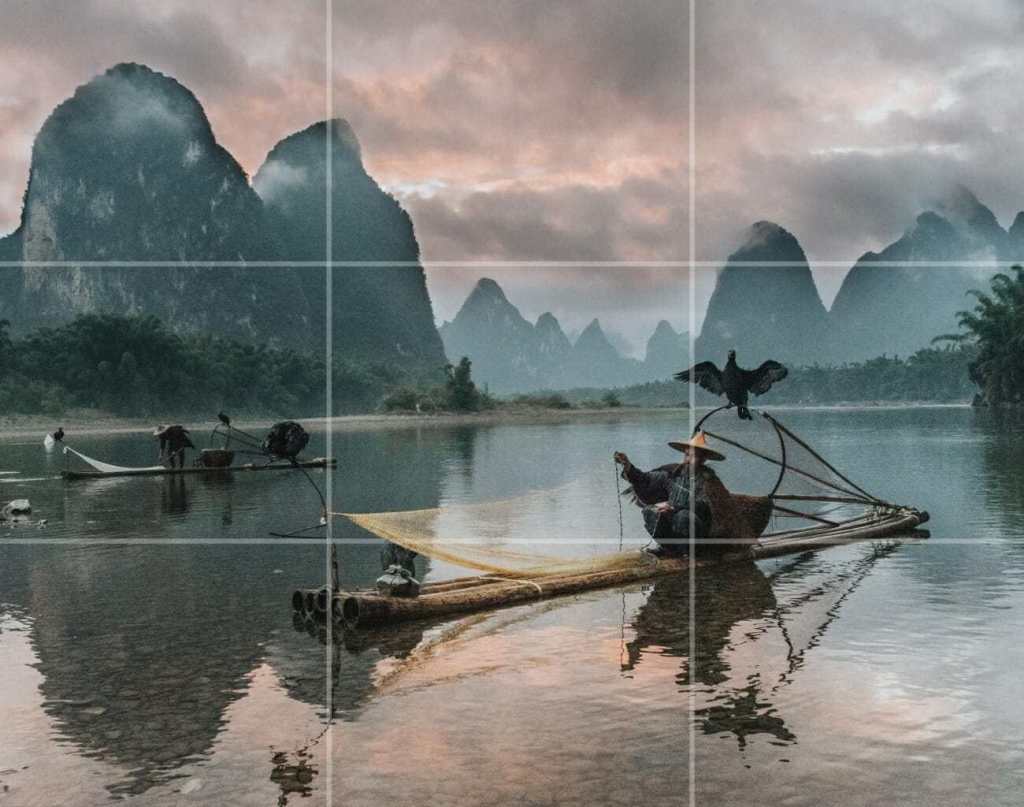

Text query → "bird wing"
[744,361,789,396]
[674,361,725,395]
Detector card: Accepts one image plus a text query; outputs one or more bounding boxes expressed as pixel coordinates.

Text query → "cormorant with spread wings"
[675,350,788,420]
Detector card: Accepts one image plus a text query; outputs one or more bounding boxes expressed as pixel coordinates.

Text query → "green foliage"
[509,393,573,410]
[559,345,977,407]
[601,391,622,408]
[445,357,482,412]
[0,314,420,417]
[941,264,1024,405]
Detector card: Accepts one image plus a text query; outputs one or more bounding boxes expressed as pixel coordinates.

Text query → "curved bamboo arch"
[690,406,787,498]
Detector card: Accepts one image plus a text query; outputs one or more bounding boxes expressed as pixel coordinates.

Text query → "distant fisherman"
[614,432,731,556]
[43,427,65,451]
[154,424,195,469]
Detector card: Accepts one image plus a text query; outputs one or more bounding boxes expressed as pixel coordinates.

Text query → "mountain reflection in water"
[11,409,1024,807]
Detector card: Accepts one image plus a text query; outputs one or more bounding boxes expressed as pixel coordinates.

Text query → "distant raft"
[61,445,336,479]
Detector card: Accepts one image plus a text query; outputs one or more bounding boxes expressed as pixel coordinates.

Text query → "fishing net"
[339,408,894,575]
[693,407,886,536]
[341,480,652,577]
[63,446,163,474]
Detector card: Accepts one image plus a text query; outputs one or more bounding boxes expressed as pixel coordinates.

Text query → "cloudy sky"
[2,0,1023,352]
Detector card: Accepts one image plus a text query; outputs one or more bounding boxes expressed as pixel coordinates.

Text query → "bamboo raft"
[62,457,336,480]
[294,506,928,629]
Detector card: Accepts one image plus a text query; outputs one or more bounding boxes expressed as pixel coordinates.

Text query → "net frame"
[692,406,895,538]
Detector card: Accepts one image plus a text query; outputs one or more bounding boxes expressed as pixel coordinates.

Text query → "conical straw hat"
[667,431,725,461]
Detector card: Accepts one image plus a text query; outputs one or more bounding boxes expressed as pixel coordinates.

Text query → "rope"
[614,458,625,551]
[478,576,544,594]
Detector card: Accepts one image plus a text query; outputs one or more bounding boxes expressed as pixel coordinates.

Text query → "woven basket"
[199,449,235,468]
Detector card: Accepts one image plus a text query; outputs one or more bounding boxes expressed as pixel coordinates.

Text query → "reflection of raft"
[296,506,928,629]
[62,457,336,480]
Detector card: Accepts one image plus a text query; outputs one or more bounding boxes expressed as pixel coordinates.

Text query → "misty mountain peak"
[472,276,506,296]
[645,320,687,379]
[536,311,562,331]
[911,210,958,240]
[735,220,805,260]
[450,277,531,333]
[932,184,990,227]
[696,220,827,366]
[651,319,679,339]
[276,119,362,163]
[46,62,216,148]
[1009,212,1024,247]
[535,312,572,358]
[254,121,364,202]
[575,318,613,350]
[464,277,511,308]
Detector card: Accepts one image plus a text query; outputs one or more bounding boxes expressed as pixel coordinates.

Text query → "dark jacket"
[622,461,727,541]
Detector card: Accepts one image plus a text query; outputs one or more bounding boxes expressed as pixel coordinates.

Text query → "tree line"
[2,274,1018,418]
[0,314,415,417]
[560,345,978,408]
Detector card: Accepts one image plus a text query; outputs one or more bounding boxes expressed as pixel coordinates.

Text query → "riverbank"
[0,406,689,440]
[0,402,976,441]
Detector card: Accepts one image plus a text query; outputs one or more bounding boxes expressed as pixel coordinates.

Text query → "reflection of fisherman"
[625,559,776,679]
[614,431,731,556]
[623,563,795,747]
[154,424,195,469]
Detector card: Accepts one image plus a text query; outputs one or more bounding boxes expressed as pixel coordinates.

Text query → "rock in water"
[697,221,828,367]
[254,120,446,374]
[2,499,31,519]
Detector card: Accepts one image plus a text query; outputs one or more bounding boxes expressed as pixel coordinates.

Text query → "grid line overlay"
[4,260,1021,268]
[688,2,698,804]
[324,0,336,802]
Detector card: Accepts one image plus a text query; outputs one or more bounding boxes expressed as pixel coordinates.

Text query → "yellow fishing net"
[338,483,649,577]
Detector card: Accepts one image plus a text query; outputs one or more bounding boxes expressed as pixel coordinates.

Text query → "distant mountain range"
[439,278,687,393]
[699,186,1024,367]
[2,65,1019,391]
[0,63,445,376]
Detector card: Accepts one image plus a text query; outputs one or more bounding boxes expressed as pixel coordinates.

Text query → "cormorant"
[676,350,788,420]
[218,412,231,427]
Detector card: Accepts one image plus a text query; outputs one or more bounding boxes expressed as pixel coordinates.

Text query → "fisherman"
[613,432,731,557]
[43,427,65,451]
[154,424,195,469]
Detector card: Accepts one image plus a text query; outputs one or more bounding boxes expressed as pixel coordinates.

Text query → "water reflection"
[161,474,190,515]
[625,544,909,750]
[10,410,1024,806]
[0,423,458,800]
[15,545,321,797]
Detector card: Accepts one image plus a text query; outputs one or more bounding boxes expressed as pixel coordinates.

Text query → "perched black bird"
[53,427,65,442]
[675,350,788,420]
[218,412,231,427]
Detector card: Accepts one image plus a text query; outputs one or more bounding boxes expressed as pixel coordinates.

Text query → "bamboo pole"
[330,509,928,628]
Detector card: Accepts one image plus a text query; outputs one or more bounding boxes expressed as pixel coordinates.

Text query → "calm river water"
[2,407,1024,806]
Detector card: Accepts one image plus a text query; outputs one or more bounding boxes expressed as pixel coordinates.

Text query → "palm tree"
[936,264,1024,405]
